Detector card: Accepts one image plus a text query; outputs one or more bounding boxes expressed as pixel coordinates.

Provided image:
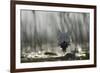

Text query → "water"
[20,10,90,61]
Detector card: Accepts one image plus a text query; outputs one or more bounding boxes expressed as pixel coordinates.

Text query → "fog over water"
[21,10,90,55]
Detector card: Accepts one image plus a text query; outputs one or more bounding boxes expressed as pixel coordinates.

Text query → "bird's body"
[59,41,70,52]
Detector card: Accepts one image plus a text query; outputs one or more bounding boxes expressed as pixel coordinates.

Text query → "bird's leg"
[62,48,66,56]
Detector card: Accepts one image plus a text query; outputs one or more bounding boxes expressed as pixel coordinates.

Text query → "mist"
[20,10,90,58]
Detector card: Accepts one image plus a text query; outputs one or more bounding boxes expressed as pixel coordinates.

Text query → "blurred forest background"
[20,10,90,62]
